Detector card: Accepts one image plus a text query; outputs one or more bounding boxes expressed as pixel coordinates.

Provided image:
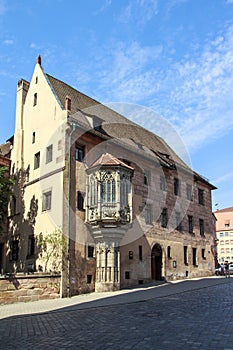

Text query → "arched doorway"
[151,243,162,280]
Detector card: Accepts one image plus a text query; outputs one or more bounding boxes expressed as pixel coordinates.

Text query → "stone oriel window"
[101,172,116,203]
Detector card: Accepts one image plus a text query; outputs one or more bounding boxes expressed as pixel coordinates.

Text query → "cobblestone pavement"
[0,278,233,350]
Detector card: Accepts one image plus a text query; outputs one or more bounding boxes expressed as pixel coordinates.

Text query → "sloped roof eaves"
[214,207,233,214]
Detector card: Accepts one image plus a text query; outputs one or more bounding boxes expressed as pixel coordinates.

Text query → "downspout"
[67,121,76,297]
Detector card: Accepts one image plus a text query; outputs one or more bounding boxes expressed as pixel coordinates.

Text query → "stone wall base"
[0,273,61,305]
[95,282,120,292]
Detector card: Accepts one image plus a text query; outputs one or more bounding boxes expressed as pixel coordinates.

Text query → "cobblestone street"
[0,278,233,350]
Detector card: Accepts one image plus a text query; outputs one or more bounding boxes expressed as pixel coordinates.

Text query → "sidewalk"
[0,275,231,320]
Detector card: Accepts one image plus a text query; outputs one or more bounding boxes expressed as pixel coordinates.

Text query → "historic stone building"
[214,207,233,263]
[7,56,216,297]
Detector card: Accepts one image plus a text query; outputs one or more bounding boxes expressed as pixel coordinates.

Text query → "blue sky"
[0,0,233,210]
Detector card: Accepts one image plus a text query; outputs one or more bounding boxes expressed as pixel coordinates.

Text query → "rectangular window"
[139,245,142,261]
[75,145,84,161]
[46,144,53,163]
[87,275,92,284]
[188,215,193,234]
[125,271,130,279]
[160,175,166,191]
[144,170,150,185]
[184,246,188,265]
[175,211,182,231]
[42,190,52,211]
[198,188,204,205]
[167,246,171,259]
[192,248,197,266]
[33,93,37,106]
[145,204,152,224]
[77,191,85,211]
[129,251,133,260]
[161,208,167,228]
[32,132,35,144]
[11,240,19,261]
[87,245,94,258]
[199,219,204,236]
[34,152,40,169]
[202,248,206,259]
[27,235,35,258]
[186,184,193,201]
[174,178,180,196]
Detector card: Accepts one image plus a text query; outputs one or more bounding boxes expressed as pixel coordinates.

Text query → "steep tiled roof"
[89,153,134,171]
[45,72,216,189]
[46,74,100,113]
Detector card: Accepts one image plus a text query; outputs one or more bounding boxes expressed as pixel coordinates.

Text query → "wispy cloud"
[96,41,162,101]
[118,0,158,26]
[91,23,233,155]
[0,0,6,15]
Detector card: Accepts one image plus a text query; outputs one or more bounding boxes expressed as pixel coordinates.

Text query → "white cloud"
[97,41,162,102]
[3,39,13,45]
[118,0,158,26]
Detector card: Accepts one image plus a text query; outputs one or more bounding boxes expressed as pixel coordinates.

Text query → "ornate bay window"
[86,153,134,292]
[86,153,134,226]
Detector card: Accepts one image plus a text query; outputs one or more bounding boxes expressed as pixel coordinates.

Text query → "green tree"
[0,166,14,230]
[38,229,66,273]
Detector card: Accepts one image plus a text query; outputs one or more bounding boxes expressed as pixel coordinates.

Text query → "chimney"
[36,55,42,66]
[65,96,71,112]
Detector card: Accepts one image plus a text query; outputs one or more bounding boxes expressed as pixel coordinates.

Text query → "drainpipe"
[67,121,76,297]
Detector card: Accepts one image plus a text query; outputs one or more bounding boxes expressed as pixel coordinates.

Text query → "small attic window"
[33,93,37,106]
[35,77,38,84]
[32,132,35,144]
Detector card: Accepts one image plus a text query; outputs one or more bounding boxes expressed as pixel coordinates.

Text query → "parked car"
[215,263,233,275]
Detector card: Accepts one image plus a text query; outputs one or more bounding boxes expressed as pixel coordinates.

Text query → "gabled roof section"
[214,207,233,214]
[46,74,100,114]
[89,153,134,171]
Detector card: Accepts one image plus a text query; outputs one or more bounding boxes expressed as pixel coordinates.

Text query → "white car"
[215,263,233,275]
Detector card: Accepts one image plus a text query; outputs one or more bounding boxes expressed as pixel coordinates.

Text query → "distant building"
[7,56,216,296]
[214,207,233,263]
